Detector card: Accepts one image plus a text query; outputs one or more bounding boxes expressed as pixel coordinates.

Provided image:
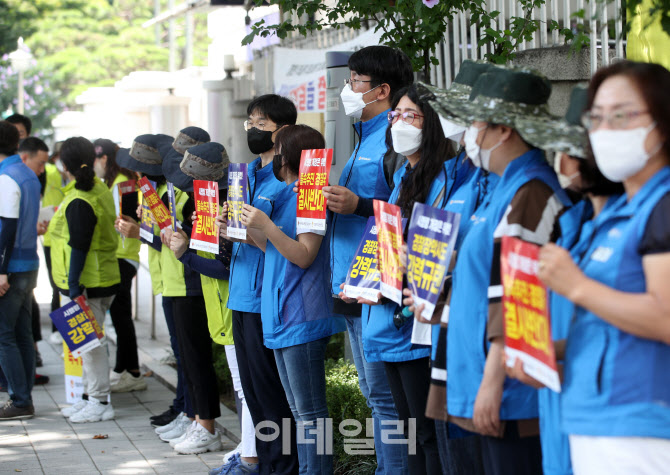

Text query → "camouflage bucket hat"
[445,67,555,128]
[416,61,500,126]
[173,126,211,155]
[516,85,589,159]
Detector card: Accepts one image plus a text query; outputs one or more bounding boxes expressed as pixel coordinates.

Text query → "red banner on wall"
[297,149,332,231]
[374,200,404,305]
[190,180,219,254]
[138,176,172,232]
[501,236,561,392]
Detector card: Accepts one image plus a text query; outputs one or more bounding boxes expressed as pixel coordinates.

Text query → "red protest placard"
[138,176,172,232]
[374,200,404,305]
[190,180,219,254]
[297,149,332,231]
[501,236,561,392]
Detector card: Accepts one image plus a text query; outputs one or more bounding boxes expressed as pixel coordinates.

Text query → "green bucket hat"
[516,85,589,159]
[444,67,554,128]
[416,60,500,126]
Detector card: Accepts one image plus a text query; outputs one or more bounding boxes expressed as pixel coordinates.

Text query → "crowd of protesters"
[0,45,669,475]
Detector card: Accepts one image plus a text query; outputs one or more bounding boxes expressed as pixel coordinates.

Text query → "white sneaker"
[109,370,123,386]
[174,423,222,455]
[49,331,63,345]
[161,418,194,443]
[69,397,115,423]
[155,412,187,435]
[60,400,88,418]
[222,442,242,463]
[110,371,147,393]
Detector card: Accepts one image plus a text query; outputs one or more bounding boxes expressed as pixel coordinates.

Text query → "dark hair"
[386,85,456,217]
[247,94,298,128]
[93,138,135,187]
[274,125,325,176]
[5,113,32,135]
[348,46,414,103]
[18,136,48,155]
[142,173,166,186]
[0,121,20,156]
[587,60,670,160]
[60,137,96,191]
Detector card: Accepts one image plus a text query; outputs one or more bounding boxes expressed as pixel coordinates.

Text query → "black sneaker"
[150,405,179,427]
[0,401,35,420]
[35,374,49,385]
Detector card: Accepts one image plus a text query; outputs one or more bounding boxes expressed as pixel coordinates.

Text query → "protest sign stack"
[374,200,404,305]
[297,149,332,231]
[190,180,219,253]
[343,217,382,302]
[227,163,248,239]
[138,176,172,233]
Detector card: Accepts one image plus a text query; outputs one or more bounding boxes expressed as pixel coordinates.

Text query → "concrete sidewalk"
[0,246,240,474]
[0,314,235,475]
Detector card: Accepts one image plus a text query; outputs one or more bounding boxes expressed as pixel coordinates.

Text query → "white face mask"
[340,83,379,119]
[589,122,660,182]
[439,115,466,144]
[391,120,423,157]
[464,124,502,171]
[555,153,580,189]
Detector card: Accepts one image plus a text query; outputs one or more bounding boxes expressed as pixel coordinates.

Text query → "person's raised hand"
[323,185,359,215]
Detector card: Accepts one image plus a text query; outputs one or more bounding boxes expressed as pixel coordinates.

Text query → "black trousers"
[233,310,298,475]
[480,421,542,475]
[173,295,220,420]
[110,259,139,373]
[43,246,60,332]
[384,357,442,475]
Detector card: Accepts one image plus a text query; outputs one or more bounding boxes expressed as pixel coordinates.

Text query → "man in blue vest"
[324,46,414,473]
[0,121,41,419]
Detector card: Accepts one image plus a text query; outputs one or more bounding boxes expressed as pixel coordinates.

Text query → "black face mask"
[247,127,276,155]
[272,154,284,182]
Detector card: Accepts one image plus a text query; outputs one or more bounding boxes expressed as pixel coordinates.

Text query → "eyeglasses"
[388,111,424,125]
[581,110,650,130]
[243,120,276,132]
[344,78,374,86]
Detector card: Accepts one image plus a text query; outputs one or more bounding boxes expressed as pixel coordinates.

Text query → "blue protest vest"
[562,166,670,439]
[362,160,450,363]
[447,148,570,420]
[430,156,499,360]
[228,157,287,313]
[540,199,597,475]
[261,181,345,349]
[0,155,40,273]
[330,110,393,295]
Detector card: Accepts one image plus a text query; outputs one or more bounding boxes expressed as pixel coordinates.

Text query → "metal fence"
[250,0,625,92]
[429,0,626,89]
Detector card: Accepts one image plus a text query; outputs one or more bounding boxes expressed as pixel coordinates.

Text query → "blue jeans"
[274,337,332,475]
[0,270,38,407]
[345,315,408,475]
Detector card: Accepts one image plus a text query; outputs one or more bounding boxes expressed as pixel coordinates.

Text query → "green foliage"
[212,342,234,397]
[325,358,376,475]
[0,0,209,138]
[243,0,473,77]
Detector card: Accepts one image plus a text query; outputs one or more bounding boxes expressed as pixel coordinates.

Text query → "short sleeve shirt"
[0,175,21,219]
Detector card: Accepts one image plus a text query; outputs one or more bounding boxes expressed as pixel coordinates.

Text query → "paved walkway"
[0,247,238,474]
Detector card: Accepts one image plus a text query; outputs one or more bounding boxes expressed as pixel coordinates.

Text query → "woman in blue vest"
[537,61,670,474]
[242,125,345,475]
[510,84,624,475]
[441,67,572,475]
[354,84,457,475]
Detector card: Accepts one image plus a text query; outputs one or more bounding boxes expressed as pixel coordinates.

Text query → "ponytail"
[60,137,96,192]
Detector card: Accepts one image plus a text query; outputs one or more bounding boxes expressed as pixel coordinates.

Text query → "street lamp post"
[8,38,33,115]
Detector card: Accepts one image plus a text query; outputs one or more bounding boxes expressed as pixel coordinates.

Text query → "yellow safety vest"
[49,177,121,290]
[42,163,65,247]
[111,172,141,263]
[198,250,234,345]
